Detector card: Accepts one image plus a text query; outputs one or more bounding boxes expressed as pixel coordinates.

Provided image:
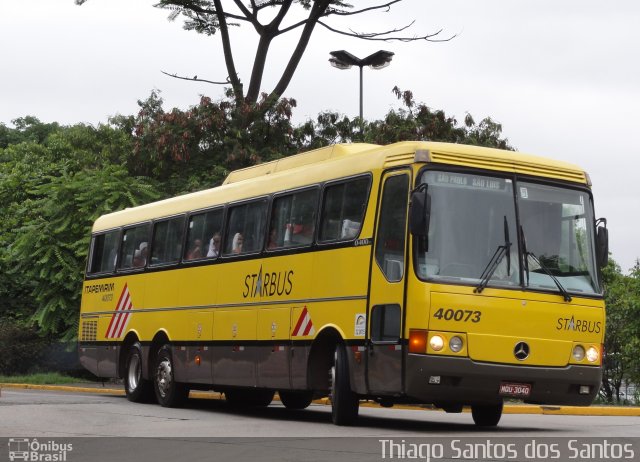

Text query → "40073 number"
[432,308,481,323]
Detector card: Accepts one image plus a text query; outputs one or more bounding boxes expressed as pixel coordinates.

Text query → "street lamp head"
[329,50,360,69]
[361,50,394,69]
[329,57,353,70]
[329,49,394,70]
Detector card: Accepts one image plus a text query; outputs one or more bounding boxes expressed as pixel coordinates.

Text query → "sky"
[1,0,639,272]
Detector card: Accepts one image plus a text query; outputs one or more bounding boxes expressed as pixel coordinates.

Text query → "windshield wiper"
[520,227,572,302]
[520,225,530,286]
[475,216,511,294]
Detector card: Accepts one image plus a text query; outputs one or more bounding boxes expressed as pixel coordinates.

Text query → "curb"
[2,383,639,416]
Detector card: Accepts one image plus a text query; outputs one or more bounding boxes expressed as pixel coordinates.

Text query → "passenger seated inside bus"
[207,232,221,257]
[132,242,148,267]
[186,239,203,260]
[231,233,244,254]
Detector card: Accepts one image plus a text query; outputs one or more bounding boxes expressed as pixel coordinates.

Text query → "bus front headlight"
[572,345,585,361]
[429,335,445,352]
[586,346,599,363]
[449,336,463,353]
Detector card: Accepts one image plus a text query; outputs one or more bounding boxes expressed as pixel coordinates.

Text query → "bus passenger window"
[224,200,267,255]
[185,209,223,261]
[118,224,151,270]
[150,216,185,265]
[269,188,318,250]
[319,177,370,242]
[88,230,119,274]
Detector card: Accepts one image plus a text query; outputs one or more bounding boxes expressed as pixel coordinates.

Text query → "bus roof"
[92,141,587,232]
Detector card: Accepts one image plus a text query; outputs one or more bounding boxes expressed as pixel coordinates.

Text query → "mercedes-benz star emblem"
[514,341,530,361]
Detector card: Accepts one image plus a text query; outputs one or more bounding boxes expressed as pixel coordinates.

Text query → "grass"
[0,372,88,385]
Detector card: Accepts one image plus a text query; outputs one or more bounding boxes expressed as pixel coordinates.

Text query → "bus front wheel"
[330,344,359,425]
[153,344,189,408]
[124,342,154,403]
[471,402,503,427]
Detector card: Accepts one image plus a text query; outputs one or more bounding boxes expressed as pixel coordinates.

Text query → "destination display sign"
[427,172,510,191]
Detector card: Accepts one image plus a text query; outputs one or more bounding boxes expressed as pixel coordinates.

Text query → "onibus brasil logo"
[8,438,73,461]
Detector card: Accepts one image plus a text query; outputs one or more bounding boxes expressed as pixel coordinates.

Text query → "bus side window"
[150,216,185,266]
[224,200,267,255]
[185,209,223,261]
[269,188,318,249]
[118,224,151,270]
[88,230,119,274]
[319,177,370,242]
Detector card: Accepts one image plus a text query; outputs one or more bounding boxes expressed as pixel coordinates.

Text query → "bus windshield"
[415,170,601,296]
[518,181,600,295]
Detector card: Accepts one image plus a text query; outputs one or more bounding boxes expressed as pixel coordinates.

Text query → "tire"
[153,344,189,408]
[471,402,503,427]
[226,389,274,407]
[279,390,314,410]
[330,344,359,425]
[124,342,155,403]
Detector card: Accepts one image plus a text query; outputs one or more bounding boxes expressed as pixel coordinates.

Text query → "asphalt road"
[1,388,638,438]
[1,388,639,462]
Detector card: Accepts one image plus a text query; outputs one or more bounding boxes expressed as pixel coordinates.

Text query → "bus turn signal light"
[409,329,427,354]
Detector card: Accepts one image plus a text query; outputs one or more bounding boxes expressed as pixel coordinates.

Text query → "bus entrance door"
[366,171,410,394]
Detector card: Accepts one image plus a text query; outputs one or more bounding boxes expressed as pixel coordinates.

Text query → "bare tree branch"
[246,0,293,102]
[275,17,309,36]
[231,0,256,24]
[269,0,332,101]
[317,20,455,42]
[161,0,251,24]
[321,0,403,17]
[213,0,244,100]
[161,70,230,85]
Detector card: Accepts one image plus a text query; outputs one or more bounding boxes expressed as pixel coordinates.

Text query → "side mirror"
[410,184,431,239]
[596,219,608,268]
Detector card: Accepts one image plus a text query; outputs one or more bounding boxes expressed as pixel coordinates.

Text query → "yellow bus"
[79,141,608,426]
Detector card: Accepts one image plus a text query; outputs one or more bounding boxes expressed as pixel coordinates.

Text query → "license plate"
[499,382,531,397]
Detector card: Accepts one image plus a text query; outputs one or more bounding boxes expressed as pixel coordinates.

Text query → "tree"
[117,89,301,196]
[76,1,450,106]
[0,120,161,339]
[118,86,512,198]
[600,258,640,403]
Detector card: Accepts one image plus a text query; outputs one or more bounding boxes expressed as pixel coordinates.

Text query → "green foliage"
[0,372,86,384]
[0,320,47,375]
[119,89,302,195]
[362,87,513,149]
[0,116,59,149]
[0,121,161,339]
[121,87,512,198]
[600,258,640,403]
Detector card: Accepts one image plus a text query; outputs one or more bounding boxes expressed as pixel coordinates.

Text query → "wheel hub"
[156,359,172,398]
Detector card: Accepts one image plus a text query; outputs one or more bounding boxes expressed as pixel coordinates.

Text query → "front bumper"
[405,354,601,406]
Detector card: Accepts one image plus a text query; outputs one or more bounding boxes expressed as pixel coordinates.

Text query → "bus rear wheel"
[124,342,154,403]
[471,402,503,427]
[330,344,359,426]
[279,390,314,410]
[153,344,189,408]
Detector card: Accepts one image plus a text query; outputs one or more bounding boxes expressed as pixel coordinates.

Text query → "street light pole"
[329,50,394,121]
[359,65,363,120]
